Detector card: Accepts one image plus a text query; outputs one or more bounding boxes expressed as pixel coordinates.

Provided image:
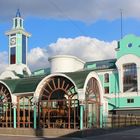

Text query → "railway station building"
[0,10,140,130]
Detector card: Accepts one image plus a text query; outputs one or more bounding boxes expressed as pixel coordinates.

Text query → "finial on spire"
[16,9,21,17]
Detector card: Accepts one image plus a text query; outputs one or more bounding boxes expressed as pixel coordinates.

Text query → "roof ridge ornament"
[16,9,21,17]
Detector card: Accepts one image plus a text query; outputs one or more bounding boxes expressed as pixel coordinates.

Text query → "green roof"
[1,70,90,94]
[84,59,116,70]
[32,68,50,76]
[1,67,109,95]
[1,75,46,94]
[64,70,91,89]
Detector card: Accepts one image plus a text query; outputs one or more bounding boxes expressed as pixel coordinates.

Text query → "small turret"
[13,9,23,29]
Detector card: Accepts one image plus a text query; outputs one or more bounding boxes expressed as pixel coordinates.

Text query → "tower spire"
[16,9,21,17]
[13,9,23,29]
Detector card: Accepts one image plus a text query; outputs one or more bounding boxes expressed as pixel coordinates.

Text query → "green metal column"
[34,104,37,129]
[80,105,84,130]
[100,105,103,128]
[13,106,17,128]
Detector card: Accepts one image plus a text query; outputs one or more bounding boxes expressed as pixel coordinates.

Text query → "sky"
[0,0,140,72]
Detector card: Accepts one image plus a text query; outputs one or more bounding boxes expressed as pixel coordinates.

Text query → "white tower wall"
[48,55,85,73]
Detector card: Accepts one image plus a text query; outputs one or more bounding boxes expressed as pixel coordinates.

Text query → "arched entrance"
[38,76,80,129]
[0,83,13,127]
[84,77,100,128]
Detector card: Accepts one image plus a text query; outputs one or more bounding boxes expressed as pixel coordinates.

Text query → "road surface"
[1,127,140,140]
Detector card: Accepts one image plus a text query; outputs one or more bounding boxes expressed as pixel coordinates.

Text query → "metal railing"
[0,102,13,128]
[103,114,140,128]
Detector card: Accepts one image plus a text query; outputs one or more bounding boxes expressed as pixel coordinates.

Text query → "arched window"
[20,19,22,27]
[85,77,100,128]
[15,19,17,27]
[123,63,137,92]
[0,83,13,128]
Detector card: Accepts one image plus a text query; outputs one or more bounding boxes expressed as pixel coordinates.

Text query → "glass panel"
[22,35,26,64]
[10,47,16,64]
[123,63,137,92]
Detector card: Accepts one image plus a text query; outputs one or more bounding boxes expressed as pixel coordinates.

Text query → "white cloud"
[0,0,140,22]
[49,36,117,61]
[28,36,117,71]
[28,47,49,71]
[0,51,8,73]
[0,37,117,72]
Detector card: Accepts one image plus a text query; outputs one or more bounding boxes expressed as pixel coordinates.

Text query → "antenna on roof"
[120,9,123,39]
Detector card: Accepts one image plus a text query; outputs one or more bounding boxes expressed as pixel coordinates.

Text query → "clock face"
[10,37,16,46]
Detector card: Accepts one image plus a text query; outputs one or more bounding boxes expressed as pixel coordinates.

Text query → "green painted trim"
[34,106,37,129]
[108,96,140,110]
[13,107,16,128]
[16,34,22,64]
[80,105,84,130]
[117,34,140,58]
[99,75,104,91]
[110,72,119,94]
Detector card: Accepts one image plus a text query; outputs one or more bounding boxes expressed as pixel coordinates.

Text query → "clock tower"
[5,9,31,65]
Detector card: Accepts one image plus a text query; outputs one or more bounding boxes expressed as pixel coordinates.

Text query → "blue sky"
[1,17,140,52]
[0,0,140,72]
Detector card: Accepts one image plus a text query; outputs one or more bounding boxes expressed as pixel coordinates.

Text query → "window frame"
[104,87,109,94]
[104,73,109,83]
[123,63,137,92]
